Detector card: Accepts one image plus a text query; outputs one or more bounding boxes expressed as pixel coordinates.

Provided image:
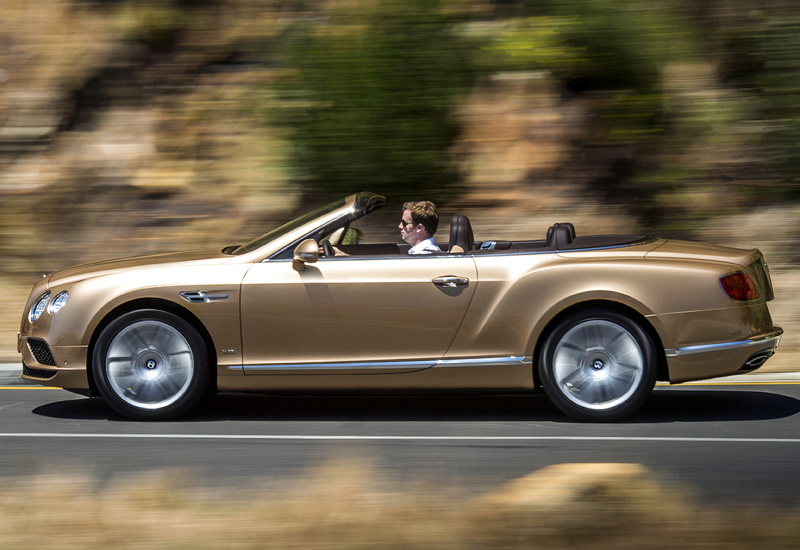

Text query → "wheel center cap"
[145,359,158,370]
[592,359,605,371]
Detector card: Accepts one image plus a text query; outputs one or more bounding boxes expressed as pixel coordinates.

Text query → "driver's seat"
[449,215,474,253]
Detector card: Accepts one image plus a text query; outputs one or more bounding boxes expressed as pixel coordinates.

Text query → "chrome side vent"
[180,291,229,303]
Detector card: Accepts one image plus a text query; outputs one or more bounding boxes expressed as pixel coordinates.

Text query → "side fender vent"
[180,291,229,303]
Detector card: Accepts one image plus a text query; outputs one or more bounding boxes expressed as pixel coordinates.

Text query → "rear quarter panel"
[448,244,773,363]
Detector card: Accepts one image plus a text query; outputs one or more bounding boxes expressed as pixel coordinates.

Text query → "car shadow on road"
[637,388,800,423]
[31,387,800,423]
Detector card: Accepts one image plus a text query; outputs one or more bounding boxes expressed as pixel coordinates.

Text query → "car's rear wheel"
[538,309,657,422]
[92,309,209,420]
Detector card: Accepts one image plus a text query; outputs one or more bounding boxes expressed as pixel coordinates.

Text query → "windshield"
[231,198,347,255]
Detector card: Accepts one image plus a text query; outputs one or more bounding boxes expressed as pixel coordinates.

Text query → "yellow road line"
[0,386,59,390]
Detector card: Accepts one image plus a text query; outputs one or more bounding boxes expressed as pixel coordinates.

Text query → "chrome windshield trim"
[241,356,530,371]
[665,329,783,358]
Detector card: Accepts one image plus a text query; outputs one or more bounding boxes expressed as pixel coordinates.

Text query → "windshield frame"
[230,192,386,259]
[231,199,348,256]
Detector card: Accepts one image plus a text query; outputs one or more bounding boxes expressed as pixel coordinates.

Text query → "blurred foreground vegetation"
[2,460,800,549]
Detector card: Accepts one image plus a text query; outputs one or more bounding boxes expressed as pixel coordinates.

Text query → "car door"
[240,254,478,374]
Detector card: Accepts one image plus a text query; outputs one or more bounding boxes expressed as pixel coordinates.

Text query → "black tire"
[92,309,210,420]
[538,309,657,422]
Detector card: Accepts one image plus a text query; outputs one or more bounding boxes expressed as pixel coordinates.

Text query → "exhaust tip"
[739,351,773,372]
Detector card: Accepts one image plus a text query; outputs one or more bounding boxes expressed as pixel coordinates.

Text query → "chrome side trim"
[664,329,783,358]
[244,360,435,371]
[436,356,530,368]
[237,356,530,372]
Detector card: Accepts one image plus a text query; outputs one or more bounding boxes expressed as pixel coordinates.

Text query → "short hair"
[403,201,439,235]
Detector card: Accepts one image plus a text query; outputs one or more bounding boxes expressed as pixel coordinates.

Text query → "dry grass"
[0,460,798,549]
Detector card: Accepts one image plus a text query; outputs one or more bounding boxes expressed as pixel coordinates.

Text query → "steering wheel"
[323,240,335,257]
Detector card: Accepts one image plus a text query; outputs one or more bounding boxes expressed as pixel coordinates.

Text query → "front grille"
[23,363,57,379]
[27,338,57,366]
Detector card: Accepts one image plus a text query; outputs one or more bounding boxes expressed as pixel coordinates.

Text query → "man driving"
[400,201,441,254]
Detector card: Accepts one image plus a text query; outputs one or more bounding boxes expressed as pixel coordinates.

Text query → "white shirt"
[408,238,441,255]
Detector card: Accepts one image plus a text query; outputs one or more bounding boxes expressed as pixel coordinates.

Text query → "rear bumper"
[665,327,783,384]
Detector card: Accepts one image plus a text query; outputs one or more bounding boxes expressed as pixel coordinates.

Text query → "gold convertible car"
[18,192,782,421]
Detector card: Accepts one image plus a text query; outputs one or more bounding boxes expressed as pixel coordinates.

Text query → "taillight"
[720,272,760,301]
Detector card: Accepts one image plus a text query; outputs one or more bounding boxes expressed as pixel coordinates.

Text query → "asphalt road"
[2,364,800,506]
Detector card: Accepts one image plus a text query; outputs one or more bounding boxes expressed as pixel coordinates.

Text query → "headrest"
[449,215,475,253]
[546,223,575,249]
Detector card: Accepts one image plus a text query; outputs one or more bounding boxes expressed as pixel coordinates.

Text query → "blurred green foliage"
[757,17,800,193]
[114,2,186,51]
[483,0,800,228]
[270,0,800,223]
[272,0,476,201]
[485,4,696,146]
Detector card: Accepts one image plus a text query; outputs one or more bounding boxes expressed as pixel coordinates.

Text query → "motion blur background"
[1,0,798,364]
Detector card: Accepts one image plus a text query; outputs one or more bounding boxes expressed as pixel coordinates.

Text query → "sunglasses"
[400,219,416,228]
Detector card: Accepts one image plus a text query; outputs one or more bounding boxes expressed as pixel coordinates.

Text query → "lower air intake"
[27,338,57,366]
[23,363,57,379]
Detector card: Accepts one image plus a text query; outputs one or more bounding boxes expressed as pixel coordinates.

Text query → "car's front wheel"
[92,309,210,420]
[538,309,657,422]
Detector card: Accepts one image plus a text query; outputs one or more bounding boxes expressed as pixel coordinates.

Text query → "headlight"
[29,291,51,323]
[48,291,69,314]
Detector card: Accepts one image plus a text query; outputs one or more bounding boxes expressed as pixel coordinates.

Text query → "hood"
[645,239,760,267]
[48,249,231,286]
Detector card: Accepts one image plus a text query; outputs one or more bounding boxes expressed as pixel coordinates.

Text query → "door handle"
[432,276,470,288]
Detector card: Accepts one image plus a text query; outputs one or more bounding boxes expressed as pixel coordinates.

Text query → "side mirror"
[292,239,319,271]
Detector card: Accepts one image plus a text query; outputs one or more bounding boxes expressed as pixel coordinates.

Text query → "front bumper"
[18,335,90,390]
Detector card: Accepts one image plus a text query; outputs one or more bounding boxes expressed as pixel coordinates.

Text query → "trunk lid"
[646,240,775,301]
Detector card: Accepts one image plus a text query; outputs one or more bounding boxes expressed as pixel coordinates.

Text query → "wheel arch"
[531,299,668,388]
[86,298,218,395]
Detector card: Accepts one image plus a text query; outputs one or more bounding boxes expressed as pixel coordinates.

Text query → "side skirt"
[219,356,534,391]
